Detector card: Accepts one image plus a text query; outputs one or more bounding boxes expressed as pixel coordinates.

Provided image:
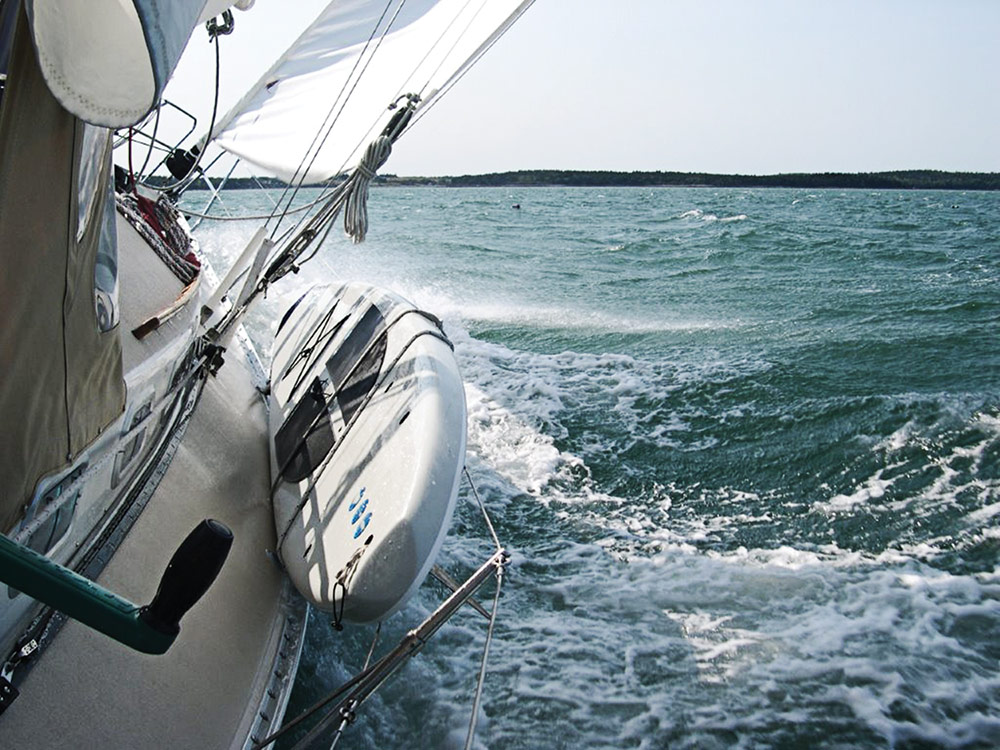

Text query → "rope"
[343,136,392,243]
[190,0,534,317]
[330,541,369,631]
[331,582,347,632]
[209,139,394,340]
[257,135,393,293]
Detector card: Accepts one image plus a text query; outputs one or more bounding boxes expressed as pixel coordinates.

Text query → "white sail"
[212,0,532,184]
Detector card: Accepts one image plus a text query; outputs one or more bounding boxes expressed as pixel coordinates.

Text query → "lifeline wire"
[178,188,331,222]
[464,560,504,750]
[459,464,507,748]
[464,466,503,552]
[257,503,508,749]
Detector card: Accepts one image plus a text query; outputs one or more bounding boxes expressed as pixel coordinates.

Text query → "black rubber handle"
[139,519,233,636]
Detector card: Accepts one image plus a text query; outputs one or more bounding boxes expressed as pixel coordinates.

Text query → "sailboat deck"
[117,211,197,374]
[0,345,304,748]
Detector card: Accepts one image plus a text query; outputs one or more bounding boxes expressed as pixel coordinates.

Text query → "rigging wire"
[302,0,477,196]
[267,0,406,237]
[194,0,533,238]
[417,0,485,100]
[136,101,162,178]
[248,0,487,281]
[204,0,538,342]
[464,558,504,750]
[143,29,223,194]
[406,0,536,138]
[296,0,481,213]
[389,0,477,103]
[464,467,503,552]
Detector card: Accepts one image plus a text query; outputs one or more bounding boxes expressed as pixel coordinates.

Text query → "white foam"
[463,379,579,497]
[680,208,749,223]
[455,332,626,506]
[811,407,1000,532]
[410,532,1000,749]
[817,465,898,512]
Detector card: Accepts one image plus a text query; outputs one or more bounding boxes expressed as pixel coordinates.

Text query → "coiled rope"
[213,132,398,333]
[343,135,392,243]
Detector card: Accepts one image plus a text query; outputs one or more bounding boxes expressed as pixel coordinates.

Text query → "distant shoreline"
[176,169,1000,191]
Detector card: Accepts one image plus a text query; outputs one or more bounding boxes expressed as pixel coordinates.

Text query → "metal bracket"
[0,674,19,715]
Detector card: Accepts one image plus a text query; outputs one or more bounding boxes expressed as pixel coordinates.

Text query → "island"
[167,169,1000,191]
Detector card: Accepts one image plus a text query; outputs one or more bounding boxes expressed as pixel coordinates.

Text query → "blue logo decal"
[349,487,373,538]
[353,513,372,539]
[349,486,365,512]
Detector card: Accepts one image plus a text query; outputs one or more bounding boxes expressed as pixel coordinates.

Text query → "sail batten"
[212,0,533,184]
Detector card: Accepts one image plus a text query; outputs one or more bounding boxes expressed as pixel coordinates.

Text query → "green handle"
[0,519,232,655]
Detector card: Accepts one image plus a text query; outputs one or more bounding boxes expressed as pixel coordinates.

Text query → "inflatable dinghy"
[267,283,467,624]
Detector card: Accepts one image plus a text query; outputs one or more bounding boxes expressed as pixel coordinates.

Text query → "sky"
[165,0,1000,177]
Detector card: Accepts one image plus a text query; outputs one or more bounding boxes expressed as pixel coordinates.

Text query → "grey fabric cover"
[0,8,125,532]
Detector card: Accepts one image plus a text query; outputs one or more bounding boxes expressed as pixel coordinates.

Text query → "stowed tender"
[268,283,467,624]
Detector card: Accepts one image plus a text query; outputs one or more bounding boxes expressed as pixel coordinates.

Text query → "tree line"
[171,169,999,191]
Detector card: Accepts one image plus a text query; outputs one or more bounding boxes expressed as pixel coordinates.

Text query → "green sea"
[194,186,1000,749]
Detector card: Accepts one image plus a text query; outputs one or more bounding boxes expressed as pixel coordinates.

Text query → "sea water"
[191,187,1000,749]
